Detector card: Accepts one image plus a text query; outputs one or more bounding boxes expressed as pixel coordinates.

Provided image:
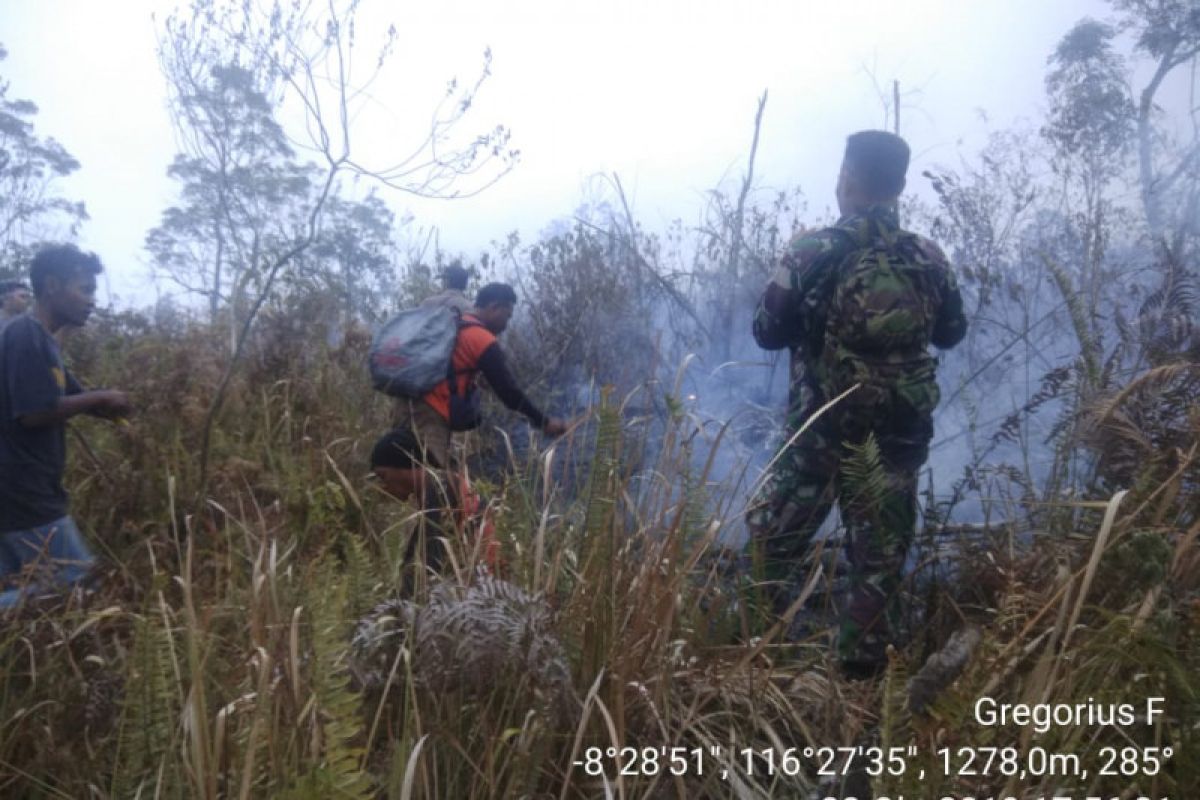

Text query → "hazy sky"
[2,0,1147,305]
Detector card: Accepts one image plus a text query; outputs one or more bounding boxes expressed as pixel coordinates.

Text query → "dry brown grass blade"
[560,670,607,800]
[1172,515,1200,580]
[1062,489,1127,653]
[1088,362,1199,427]
[591,693,627,800]
[534,445,556,593]
[740,383,861,517]
[1027,563,1073,710]
[730,560,825,674]
[324,449,373,538]
[288,607,303,706]
[1121,441,1198,527]
[398,733,430,800]
[239,650,271,800]
[980,491,1134,692]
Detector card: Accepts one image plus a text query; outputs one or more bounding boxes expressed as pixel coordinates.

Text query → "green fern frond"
[678,440,710,547]
[582,386,621,544]
[872,649,930,796]
[112,613,182,799]
[341,528,380,619]
[879,649,910,753]
[842,433,888,528]
[577,387,624,673]
[280,557,373,800]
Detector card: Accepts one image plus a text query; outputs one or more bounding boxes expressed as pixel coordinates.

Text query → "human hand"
[542,417,568,437]
[89,390,133,420]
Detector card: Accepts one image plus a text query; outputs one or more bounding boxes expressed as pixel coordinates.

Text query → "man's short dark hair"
[475,282,517,310]
[0,281,29,295]
[844,131,910,198]
[30,244,103,298]
[443,263,470,291]
[370,428,421,471]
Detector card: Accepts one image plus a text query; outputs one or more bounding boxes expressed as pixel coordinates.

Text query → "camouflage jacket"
[753,205,967,399]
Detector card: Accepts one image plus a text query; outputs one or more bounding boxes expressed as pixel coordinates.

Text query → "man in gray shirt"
[420,263,473,314]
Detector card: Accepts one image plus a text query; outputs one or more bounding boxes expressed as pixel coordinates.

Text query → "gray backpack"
[369,306,461,397]
[369,307,486,433]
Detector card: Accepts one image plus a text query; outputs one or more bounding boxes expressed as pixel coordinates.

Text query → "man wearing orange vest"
[397,281,568,480]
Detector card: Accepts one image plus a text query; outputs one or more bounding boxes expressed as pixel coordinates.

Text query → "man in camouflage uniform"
[748,130,967,676]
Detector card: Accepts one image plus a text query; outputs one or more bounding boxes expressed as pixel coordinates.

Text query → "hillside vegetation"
[1,0,1198,797]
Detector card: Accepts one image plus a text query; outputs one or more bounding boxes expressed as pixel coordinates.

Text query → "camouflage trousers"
[746,376,934,668]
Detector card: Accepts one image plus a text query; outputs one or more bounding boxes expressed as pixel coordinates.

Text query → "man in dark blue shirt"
[0,245,132,608]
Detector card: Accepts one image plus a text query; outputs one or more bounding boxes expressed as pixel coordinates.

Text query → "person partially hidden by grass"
[370,428,501,582]
[371,428,446,577]
[389,281,566,572]
[0,244,133,609]
[396,282,569,475]
[747,131,967,678]
[420,262,474,314]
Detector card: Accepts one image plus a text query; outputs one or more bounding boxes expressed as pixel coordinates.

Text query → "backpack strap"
[789,228,860,358]
[445,310,487,398]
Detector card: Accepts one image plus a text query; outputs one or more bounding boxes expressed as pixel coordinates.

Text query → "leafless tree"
[152,0,518,499]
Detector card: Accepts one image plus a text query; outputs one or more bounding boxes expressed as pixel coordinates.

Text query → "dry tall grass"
[0,312,1195,799]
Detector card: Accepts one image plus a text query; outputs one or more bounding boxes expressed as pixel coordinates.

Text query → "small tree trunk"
[1138,44,1180,238]
[893,79,900,135]
[723,90,768,363]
